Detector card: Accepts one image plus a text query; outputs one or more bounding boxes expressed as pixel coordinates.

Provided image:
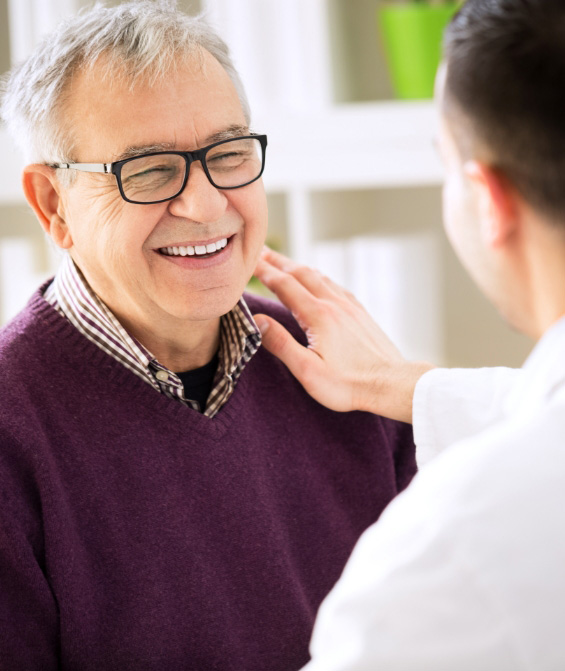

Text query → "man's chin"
[171,292,244,324]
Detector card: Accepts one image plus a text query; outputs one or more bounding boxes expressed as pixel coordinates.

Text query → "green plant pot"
[378,3,459,100]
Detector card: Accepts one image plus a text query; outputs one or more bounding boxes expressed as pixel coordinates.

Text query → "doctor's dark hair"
[444,0,565,222]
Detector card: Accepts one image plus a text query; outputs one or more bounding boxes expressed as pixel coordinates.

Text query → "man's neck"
[56,255,224,372]
[116,312,221,372]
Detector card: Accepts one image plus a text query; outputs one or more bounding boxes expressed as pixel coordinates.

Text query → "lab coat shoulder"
[306,398,565,671]
[413,366,523,465]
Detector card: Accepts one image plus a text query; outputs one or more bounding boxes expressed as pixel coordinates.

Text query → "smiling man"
[33,50,267,381]
[32,53,267,384]
[0,2,416,670]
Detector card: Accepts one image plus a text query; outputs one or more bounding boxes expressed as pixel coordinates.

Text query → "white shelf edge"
[256,100,444,192]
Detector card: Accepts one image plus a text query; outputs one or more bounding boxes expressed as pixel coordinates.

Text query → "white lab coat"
[302,317,565,671]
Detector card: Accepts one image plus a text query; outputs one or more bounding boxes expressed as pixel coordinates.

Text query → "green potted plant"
[377,0,460,100]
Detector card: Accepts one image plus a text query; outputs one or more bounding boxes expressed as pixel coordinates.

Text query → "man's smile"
[158,236,229,258]
[154,235,236,268]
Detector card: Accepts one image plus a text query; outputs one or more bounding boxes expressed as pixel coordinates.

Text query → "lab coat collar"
[504,315,565,417]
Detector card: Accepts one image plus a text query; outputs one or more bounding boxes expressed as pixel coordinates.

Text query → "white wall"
[0,0,533,366]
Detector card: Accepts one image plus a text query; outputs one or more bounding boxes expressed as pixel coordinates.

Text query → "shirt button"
[155,370,169,382]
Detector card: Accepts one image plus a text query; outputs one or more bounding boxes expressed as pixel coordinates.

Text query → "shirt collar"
[44,254,261,415]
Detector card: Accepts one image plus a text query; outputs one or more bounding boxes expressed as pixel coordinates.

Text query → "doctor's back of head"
[434,0,565,340]
[442,0,565,224]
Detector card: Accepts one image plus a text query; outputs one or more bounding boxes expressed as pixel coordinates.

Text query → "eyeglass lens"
[119,137,264,203]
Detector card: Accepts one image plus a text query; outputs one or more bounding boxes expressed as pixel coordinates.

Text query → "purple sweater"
[0,288,416,671]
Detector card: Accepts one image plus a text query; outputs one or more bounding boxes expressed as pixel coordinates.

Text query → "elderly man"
[0,2,415,670]
[255,0,565,668]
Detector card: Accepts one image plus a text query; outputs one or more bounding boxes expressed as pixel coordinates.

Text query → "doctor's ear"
[464,161,520,248]
[22,165,73,249]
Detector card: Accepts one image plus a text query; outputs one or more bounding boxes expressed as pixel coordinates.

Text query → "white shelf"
[257,101,443,193]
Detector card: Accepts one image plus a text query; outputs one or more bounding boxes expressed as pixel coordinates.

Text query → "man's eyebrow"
[113,143,175,162]
[112,126,252,162]
[204,125,251,144]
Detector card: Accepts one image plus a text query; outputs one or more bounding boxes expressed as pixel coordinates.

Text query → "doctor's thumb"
[255,314,308,377]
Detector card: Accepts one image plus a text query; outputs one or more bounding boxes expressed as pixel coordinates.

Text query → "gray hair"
[0,0,251,166]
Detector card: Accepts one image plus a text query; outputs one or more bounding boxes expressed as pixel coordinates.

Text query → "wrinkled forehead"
[62,49,246,162]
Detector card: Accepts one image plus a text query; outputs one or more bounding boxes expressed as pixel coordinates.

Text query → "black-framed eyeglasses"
[52,134,268,205]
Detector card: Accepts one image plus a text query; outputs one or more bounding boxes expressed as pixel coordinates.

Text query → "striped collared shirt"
[43,254,261,418]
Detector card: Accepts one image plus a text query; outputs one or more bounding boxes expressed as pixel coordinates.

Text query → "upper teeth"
[161,238,228,257]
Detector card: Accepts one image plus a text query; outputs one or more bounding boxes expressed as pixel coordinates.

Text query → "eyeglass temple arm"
[53,163,112,173]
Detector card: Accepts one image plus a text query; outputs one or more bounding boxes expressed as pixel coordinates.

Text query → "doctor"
[254,0,565,668]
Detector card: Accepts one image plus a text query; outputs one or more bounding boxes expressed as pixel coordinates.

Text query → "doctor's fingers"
[257,248,354,303]
[254,258,327,326]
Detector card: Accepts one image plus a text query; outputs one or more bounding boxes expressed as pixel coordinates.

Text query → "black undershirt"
[176,353,219,413]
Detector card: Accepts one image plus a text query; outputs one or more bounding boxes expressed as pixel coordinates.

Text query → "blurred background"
[0,0,533,366]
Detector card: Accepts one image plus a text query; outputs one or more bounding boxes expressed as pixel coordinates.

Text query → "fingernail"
[256,272,271,285]
[256,317,269,334]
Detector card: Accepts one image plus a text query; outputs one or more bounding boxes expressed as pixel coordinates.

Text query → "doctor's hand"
[253,248,435,424]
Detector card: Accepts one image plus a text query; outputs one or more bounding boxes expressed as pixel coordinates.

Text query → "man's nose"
[167,161,228,223]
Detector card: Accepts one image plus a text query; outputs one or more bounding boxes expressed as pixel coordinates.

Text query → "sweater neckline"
[25,285,249,440]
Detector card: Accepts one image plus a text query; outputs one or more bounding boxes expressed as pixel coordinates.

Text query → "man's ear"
[22,165,73,249]
[464,161,519,248]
